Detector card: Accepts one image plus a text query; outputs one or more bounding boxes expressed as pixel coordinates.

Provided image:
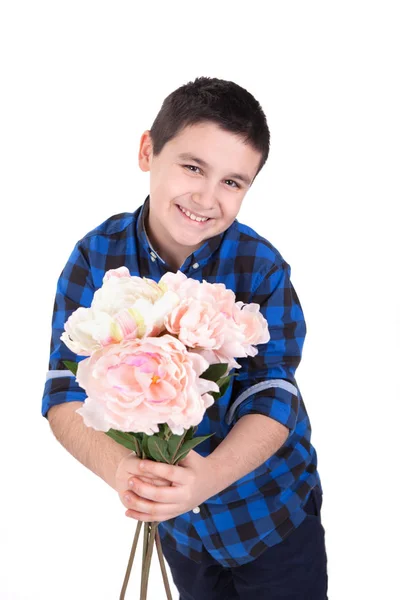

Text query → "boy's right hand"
[115,453,171,512]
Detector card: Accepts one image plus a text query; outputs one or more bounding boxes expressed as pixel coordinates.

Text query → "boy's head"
[138,76,270,270]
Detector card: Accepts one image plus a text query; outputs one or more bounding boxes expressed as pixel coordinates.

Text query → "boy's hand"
[115,453,171,510]
[122,450,217,522]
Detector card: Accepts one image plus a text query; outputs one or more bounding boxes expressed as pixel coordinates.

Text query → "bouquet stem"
[119,519,173,599]
[140,522,157,599]
[119,520,143,599]
[155,527,173,600]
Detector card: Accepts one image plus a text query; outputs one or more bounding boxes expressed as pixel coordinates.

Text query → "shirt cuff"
[41,373,87,419]
[225,379,299,434]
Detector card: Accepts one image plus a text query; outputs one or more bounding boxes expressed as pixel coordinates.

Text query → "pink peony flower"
[201,303,269,368]
[233,302,270,350]
[93,269,164,316]
[159,270,270,371]
[194,319,248,371]
[159,271,236,317]
[165,298,227,350]
[75,334,219,436]
[60,307,116,356]
[103,266,131,281]
[61,267,180,355]
[158,270,188,294]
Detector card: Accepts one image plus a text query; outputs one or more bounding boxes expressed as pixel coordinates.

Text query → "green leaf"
[174,433,215,463]
[200,363,229,382]
[126,432,143,457]
[141,434,150,459]
[161,426,198,463]
[184,426,196,441]
[106,429,137,452]
[147,435,171,463]
[216,374,231,388]
[190,433,214,446]
[62,360,78,376]
[166,432,186,464]
[209,372,238,401]
[108,428,136,443]
[217,374,234,397]
[157,423,166,437]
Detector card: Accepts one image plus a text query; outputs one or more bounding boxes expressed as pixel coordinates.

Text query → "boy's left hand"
[123,450,217,522]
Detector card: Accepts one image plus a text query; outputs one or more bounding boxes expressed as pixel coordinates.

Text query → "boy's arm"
[205,413,289,495]
[43,245,168,497]
[205,261,305,496]
[42,239,95,420]
[47,400,170,509]
[225,260,305,436]
[47,401,132,491]
[43,242,129,493]
[43,242,130,492]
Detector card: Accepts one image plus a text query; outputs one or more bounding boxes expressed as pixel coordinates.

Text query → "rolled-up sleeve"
[225,261,306,436]
[41,240,96,419]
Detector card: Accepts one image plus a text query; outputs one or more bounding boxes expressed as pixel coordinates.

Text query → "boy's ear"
[138,130,153,172]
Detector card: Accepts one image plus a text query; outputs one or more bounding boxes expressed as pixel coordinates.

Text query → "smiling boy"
[43,77,328,599]
[140,119,261,270]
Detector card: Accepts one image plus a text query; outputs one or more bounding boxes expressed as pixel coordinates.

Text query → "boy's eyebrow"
[177,152,252,187]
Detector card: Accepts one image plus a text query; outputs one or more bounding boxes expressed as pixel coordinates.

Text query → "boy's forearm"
[47,401,132,491]
[205,413,289,496]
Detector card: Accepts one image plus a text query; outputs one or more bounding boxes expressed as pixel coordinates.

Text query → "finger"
[125,509,160,523]
[125,505,154,522]
[137,475,171,487]
[128,478,182,503]
[125,507,175,522]
[139,459,185,484]
[123,490,156,514]
[122,456,169,483]
[123,489,179,518]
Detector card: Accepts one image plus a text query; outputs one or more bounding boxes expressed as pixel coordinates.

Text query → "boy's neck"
[144,212,188,272]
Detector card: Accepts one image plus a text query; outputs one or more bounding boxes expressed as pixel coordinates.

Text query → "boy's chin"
[172,222,217,245]
[173,233,208,250]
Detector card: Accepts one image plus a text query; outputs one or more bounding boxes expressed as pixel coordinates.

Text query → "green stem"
[140,522,149,598]
[117,446,173,599]
[155,528,173,600]
[140,522,157,599]
[119,519,143,599]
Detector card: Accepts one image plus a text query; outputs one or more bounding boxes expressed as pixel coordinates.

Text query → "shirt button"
[192,506,200,514]
[192,262,199,269]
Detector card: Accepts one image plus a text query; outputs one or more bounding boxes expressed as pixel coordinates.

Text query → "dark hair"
[149,76,270,182]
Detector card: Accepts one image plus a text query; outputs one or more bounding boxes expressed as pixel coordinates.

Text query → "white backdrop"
[1,1,399,598]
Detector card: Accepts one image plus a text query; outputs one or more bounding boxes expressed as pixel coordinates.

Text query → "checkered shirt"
[42,195,323,567]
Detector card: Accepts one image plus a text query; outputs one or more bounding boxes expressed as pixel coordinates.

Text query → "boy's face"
[138,121,262,270]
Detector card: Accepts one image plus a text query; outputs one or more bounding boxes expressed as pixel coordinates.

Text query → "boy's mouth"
[177,204,212,224]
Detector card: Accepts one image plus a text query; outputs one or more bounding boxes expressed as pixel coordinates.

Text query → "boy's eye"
[225,179,240,189]
[184,164,201,174]
[183,165,240,189]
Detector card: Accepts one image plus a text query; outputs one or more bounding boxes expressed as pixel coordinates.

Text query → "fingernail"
[124,494,131,503]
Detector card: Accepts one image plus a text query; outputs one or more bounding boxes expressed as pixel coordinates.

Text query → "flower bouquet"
[60,267,269,599]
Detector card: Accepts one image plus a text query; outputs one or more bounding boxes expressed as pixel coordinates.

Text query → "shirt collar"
[136,195,166,265]
[136,195,229,272]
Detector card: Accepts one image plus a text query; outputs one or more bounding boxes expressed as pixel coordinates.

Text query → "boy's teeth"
[179,205,209,222]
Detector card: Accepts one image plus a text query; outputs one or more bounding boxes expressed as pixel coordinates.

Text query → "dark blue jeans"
[160,487,328,599]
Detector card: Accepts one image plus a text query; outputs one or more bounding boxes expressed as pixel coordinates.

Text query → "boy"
[42,76,328,599]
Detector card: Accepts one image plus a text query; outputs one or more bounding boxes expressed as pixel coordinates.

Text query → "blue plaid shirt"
[42,195,323,568]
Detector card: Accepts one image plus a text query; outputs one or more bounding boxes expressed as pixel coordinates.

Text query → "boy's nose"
[191,191,215,212]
